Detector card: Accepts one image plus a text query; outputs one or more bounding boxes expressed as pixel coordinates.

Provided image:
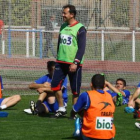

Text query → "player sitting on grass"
[0,75,21,110]
[125,82,140,113]
[104,78,130,106]
[24,61,68,116]
[72,78,126,138]
[70,74,116,140]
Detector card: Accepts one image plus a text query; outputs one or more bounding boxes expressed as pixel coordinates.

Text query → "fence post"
[39,30,42,59]
[32,28,35,56]
[132,30,135,62]
[2,40,5,54]
[26,30,29,58]
[8,28,11,57]
[101,30,104,61]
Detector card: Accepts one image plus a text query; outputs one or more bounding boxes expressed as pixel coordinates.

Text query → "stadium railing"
[1,29,139,62]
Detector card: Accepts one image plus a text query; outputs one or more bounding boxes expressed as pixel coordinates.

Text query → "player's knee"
[36,104,47,115]
[15,95,21,102]
[72,92,79,98]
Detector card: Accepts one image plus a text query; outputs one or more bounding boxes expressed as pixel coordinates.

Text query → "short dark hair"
[47,61,55,69]
[63,4,76,17]
[116,78,126,87]
[91,74,105,89]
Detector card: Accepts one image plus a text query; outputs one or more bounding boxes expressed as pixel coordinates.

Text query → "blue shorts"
[81,133,114,140]
[51,62,82,95]
[122,98,129,105]
[0,98,4,106]
[43,100,67,113]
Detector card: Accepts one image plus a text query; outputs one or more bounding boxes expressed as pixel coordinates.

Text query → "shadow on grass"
[5,108,17,111]
[38,113,70,119]
[62,136,81,140]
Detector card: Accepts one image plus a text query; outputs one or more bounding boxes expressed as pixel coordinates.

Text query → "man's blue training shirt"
[35,74,68,103]
[107,89,130,105]
[73,90,104,112]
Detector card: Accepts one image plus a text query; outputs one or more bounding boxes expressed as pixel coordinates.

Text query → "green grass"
[0,94,140,140]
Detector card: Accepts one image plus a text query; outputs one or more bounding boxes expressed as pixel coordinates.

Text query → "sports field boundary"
[1,57,140,91]
[1,57,140,73]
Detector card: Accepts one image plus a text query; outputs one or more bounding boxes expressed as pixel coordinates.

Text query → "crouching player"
[70,74,115,140]
[0,75,21,110]
[24,61,68,116]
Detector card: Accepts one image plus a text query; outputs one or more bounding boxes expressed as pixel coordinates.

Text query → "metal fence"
[0,0,140,29]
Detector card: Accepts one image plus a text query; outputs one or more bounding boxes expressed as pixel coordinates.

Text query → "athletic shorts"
[81,133,114,140]
[122,98,129,105]
[51,62,82,95]
[0,98,4,106]
[43,100,67,113]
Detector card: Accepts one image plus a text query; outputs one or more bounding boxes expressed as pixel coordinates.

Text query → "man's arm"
[105,81,124,96]
[74,26,86,63]
[70,92,89,118]
[29,82,50,89]
[37,87,53,94]
[69,27,86,72]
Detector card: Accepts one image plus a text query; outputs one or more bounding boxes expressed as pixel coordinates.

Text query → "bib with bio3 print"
[60,34,73,46]
[96,117,113,130]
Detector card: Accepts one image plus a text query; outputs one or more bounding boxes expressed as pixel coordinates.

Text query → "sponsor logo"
[101,112,113,116]
[64,29,72,31]
[99,102,111,111]
[60,34,73,46]
[96,117,113,130]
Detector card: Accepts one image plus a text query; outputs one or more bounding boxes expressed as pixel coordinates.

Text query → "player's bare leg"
[55,90,66,111]
[0,95,21,109]
[38,92,47,102]
[51,90,67,118]
[128,88,140,107]
[73,96,78,105]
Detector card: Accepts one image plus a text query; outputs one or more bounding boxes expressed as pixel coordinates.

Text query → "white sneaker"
[135,122,140,129]
[24,108,32,114]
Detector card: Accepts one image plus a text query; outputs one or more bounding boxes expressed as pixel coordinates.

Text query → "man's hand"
[69,64,77,72]
[37,88,45,94]
[43,82,51,88]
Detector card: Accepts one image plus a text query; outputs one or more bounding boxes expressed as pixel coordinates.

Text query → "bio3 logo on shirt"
[60,34,73,46]
[96,117,113,130]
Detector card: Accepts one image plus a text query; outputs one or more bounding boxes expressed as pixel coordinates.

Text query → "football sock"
[36,104,46,114]
[59,106,66,112]
[36,100,42,107]
[0,104,7,110]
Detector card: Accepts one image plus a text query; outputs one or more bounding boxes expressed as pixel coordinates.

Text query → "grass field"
[1,94,140,140]
[1,31,140,140]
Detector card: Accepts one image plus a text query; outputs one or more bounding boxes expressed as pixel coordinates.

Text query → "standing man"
[0,19,4,49]
[51,4,86,118]
[43,15,57,58]
[70,74,115,140]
